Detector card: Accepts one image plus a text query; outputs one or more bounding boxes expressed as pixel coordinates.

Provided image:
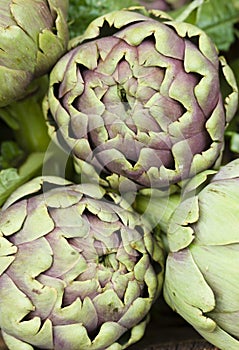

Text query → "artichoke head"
[0,176,164,350]
[44,8,238,192]
[0,0,69,107]
[163,159,239,350]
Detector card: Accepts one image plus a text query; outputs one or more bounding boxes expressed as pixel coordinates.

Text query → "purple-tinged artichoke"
[0,176,164,350]
[44,8,238,192]
[161,159,239,350]
[0,0,69,107]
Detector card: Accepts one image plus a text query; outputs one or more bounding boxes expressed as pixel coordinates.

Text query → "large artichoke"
[44,8,238,192]
[0,176,164,350]
[161,159,239,350]
[0,0,69,107]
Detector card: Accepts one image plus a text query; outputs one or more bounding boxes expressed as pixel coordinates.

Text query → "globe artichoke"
[44,8,238,192]
[0,0,69,107]
[0,176,164,350]
[162,159,239,350]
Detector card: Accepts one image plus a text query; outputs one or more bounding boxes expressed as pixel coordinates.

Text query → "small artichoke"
[163,159,239,350]
[0,177,164,350]
[44,8,238,191]
[0,0,69,107]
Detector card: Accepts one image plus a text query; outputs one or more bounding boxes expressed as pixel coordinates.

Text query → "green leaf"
[173,0,239,51]
[68,0,139,38]
[0,141,25,170]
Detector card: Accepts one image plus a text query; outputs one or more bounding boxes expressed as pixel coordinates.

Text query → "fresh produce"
[44,8,237,192]
[0,0,69,206]
[161,159,239,350]
[0,0,69,108]
[0,1,239,350]
[133,159,239,350]
[0,176,164,350]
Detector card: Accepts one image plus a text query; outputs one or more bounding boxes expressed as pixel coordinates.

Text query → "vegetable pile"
[1,1,239,350]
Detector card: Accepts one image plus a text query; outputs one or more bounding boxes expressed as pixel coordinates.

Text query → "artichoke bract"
[44,8,238,191]
[0,0,69,107]
[0,176,164,350]
[163,159,239,350]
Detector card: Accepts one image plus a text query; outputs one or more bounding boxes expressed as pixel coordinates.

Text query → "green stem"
[0,76,50,154]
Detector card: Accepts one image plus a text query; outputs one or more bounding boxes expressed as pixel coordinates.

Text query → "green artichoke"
[162,159,239,350]
[0,0,69,107]
[44,8,238,192]
[0,176,164,350]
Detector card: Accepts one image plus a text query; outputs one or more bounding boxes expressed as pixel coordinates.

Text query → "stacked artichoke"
[1,1,239,350]
[0,177,164,349]
[163,159,239,349]
[44,9,237,191]
[0,0,69,107]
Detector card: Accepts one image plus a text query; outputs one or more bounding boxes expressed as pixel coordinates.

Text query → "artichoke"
[0,0,69,107]
[0,176,164,350]
[162,159,239,350]
[44,8,238,192]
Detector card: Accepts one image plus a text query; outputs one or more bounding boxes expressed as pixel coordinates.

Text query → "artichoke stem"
[0,77,50,154]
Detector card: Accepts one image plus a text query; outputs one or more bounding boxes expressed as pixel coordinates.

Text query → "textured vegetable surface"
[44,8,238,191]
[0,0,69,107]
[163,159,239,350]
[0,176,164,350]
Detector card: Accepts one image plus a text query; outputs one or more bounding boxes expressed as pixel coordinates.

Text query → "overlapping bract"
[44,8,238,191]
[0,177,164,350]
[0,0,69,107]
[163,159,239,350]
